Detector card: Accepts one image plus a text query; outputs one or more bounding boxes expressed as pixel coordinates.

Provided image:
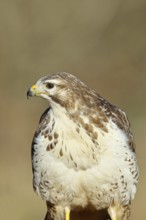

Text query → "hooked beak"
[27,84,37,99]
[27,84,48,99]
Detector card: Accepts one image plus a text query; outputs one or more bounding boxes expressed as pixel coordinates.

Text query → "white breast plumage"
[28,72,138,220]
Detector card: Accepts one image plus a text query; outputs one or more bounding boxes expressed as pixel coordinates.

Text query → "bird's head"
[27,74,59,100]
[27,72,89,111]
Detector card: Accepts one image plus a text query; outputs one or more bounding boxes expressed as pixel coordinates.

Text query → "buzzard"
[27,72,138,220]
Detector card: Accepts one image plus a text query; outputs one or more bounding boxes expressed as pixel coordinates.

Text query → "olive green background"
[0,1,145,219]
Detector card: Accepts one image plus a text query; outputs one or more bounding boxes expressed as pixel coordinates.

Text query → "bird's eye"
[46,83,54,89]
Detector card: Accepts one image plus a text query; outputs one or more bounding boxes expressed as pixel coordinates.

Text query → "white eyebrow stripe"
[44,79,60,84]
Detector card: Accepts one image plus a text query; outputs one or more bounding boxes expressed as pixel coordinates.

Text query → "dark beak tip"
[26,89,32,99]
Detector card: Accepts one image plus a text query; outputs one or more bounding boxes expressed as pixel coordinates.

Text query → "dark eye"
[46,83,54,89]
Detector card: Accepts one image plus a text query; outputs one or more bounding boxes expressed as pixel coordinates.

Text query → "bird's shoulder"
[96,95,135,151]
[39,107,51,124]
[31,107,51,148]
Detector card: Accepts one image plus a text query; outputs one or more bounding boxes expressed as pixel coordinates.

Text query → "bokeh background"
[0,0,145,219]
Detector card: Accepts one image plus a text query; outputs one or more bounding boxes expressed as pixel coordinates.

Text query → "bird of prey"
[27,72,138,220]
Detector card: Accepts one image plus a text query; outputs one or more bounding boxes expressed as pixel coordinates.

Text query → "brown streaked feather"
[29,72,138,220]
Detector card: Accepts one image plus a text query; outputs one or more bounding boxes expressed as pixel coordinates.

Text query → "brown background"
[0,0,145,219]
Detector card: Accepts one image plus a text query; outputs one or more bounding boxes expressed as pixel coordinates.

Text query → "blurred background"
[0,0,145,219]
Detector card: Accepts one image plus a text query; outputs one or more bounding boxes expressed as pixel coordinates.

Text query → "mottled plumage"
[27,72,138,220]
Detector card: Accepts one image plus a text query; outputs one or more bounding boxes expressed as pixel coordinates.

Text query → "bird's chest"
[32,112,100,175]
[31,111,138,206]
[32,112,103,200]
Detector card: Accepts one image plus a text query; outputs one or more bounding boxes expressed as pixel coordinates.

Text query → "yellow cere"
[31,84,36,90]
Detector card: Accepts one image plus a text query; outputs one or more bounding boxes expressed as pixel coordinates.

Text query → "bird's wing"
[31,107,51,160]
[97,95,135,151]
[111,107,135,151]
